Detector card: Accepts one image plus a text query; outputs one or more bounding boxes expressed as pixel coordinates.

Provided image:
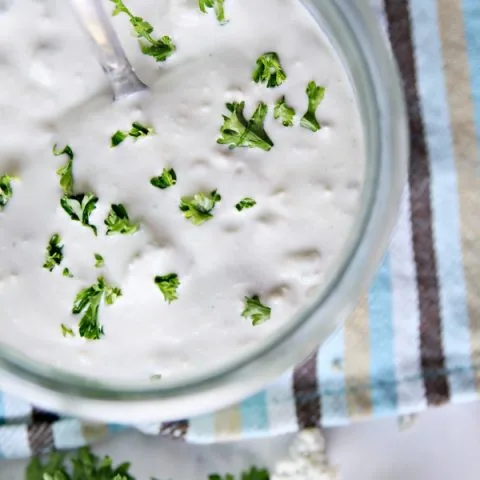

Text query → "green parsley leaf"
[26,446,135,480]
[0,174,14,211]
[199,0,227,24]
[104,204,140,235]
[53,144,75,196]
[26,452,69,480]
[154,273,180,303]
[150,374,162,381]
[43,233,64,272]
[274,96,296,127]
[63,267,74,278]
[111,122,155,147]
[94,253,105,268]
[253,52,286,88]
[61,323,75,338]
[60,193,98,235]
[217,102,274,151]
[180,190,221,225]
[110,0,176,62]
[72,277,122,340]
[301,81,326,132]
[150,168,177,189]
[241,467,270,480]
[209,468,270,480]
[242,296,271,326]
[235,197,256,211]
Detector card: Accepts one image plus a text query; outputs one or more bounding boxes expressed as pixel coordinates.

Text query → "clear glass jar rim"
[0,0,408,422]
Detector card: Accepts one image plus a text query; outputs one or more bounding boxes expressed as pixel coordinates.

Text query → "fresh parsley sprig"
[242,296,272,326]
[110,0,176,63]
[61,193,99,235]
[151,168,177,189]
[199,0,227,24]
[26,446,135,480]
[274,96,296,127]
[105,204,140,235]
[180,190,221,225]
[0,174,15,211]
[154,273,180,303]
[25,447,270,480]
[73,277,122,340]
[301,81,326,132]
[209,468,270,480]
[218,102,274,151]
[53,144,74,195]
[111,122,155,147]
[236,198,256,211]
[43,234,64,272]
[253,52,287,88]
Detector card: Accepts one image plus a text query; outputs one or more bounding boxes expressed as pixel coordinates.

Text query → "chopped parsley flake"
[274,96,296,127]
[154,273,180,303]
[104,284,123,305]
[242,296,271,326]
[52,144,74,160]
[61,323,75,338]
[72,277,122,340]
[111,122,155,147]
[199,0,227,24]
[253,52,287,88]
[217,102,274,151]
[110,0,176,63]
[53,144,74,195]
[60,193,98,235]
[104,204,140,235]
[63,267,74,278]
[235,197,256,211]
[0,174,14,211]
[180,190,221,225]
[43,234,64,272]
[301,81,326,132]
[94,253,105,268]
[151,168,177,190]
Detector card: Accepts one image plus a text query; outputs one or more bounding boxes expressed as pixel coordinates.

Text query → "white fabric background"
[3,402,480,479]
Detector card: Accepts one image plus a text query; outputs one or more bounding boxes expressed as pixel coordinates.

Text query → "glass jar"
[0,0,408,422]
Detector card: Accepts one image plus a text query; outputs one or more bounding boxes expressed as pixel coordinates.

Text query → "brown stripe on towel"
[293,352,321,428]
[385,0,450,405]
[27,408,58,454]
[160,420,189,439]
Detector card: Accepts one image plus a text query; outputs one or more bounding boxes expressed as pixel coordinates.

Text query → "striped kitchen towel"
[0,0,479,459]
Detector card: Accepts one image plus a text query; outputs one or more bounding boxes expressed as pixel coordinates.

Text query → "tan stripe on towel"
[344,296,373,418]
[437,0,480,385]
[214,405,242,439]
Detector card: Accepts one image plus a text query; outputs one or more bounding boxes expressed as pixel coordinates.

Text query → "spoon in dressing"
[69,0,148,101]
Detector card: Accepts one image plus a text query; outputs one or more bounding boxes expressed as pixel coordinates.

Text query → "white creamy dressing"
[0,0,364,383]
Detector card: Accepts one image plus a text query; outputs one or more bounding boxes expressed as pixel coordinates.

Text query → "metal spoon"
[69,0,148,101]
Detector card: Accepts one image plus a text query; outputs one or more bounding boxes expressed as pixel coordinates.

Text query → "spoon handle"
[69,0,147,100]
